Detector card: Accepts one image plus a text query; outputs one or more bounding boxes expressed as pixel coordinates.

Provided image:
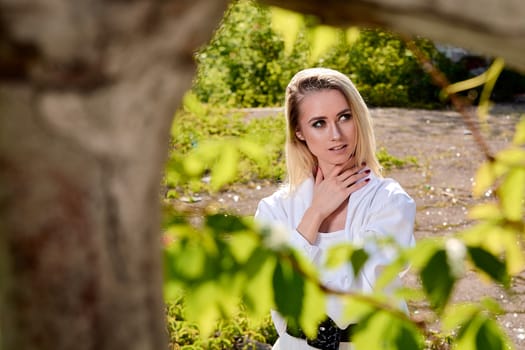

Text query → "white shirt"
[254,172,416,335]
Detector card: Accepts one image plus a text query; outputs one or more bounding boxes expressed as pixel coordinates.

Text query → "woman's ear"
[295,130,305,141]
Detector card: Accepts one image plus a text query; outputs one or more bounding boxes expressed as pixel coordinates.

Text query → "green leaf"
[309,25,340,62]
[477,58,505,119]
[299,280,326,338]
[272,260,304,320]
[353,311,423,350]
[185,282,221,337]
[479,297,505,315]
[324,243,369,274]
[345,27,360,46]
[243,254,276,318]
[442,303,479,332]
[352,311,392,350]
[325,244,354,269]
[350,248,369,277]
[420,249,455,312]
[499,229,525,275]
[206,214,249,235]
[183,154,207,177]
[210,142,239,191]
[462,224,525,275]
[498,167,525,221]
[182,91,207,117]
[237,138,266,165]
[374,256,406,291]
[496,147,525,166]
[467,203,502,221]
[453,311,482,350]
[405,239,441,270]
[270,6,303,54]
[467,246,510,287]
[227,231,258,264]
[475,318,511,350]
[173,243,207,280]
[452,309,514,350]
[473,161,495,197]
[342,297,375,324]
[444,71,487,96]
[393,321,424,350]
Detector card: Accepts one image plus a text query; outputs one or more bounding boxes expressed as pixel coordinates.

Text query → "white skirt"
[272,333,354,350]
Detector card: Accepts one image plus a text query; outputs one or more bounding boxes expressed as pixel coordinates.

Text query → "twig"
[403,38,495,163]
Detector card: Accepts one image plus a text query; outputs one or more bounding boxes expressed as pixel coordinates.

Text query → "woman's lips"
[329,144,347,151]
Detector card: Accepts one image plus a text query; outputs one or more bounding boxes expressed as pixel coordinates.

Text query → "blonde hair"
[284,68,381,192]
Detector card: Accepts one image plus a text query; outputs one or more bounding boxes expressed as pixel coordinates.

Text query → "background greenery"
[192,0,524,109]
[167,102,415,196]
[165,1,525,349]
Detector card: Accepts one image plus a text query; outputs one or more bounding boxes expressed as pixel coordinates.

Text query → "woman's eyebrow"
[306,115,326,123]
[306,108,351,123]
[337,108,352,116]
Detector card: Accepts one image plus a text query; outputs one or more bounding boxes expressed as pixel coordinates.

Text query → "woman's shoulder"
[258,185,289,206]
[376,176,411,196]
[369,175,414,207]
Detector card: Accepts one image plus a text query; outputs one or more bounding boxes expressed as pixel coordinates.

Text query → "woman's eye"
[339,113,352,121]
[312,120,325,128]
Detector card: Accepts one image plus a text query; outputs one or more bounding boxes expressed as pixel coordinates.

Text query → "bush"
[168,106,414,195]
[193,1,474,109]
[318,29,469,107]
[193,1,525,109]
[193,0,309,108]
[168,107,287,194]
[166,296,278,349]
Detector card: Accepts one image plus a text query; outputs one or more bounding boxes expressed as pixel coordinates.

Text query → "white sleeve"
[360,189,416,289]
[255,198,321,262]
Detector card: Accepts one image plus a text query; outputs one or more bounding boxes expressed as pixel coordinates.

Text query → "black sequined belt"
[286,317,357,350]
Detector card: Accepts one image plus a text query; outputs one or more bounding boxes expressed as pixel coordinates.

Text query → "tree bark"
[0,1,227,349]
[1,0,524,349]
[260,0,525,73]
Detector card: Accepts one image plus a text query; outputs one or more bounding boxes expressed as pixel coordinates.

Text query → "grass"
[166,297,277,350]
[167,108,416,196]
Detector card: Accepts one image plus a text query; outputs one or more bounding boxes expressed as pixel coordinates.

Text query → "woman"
[254,68,416,350]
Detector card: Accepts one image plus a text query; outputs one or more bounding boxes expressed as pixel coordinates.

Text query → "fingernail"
[361,161,367,166]
[365,169,371,174]
[365,178,370,182]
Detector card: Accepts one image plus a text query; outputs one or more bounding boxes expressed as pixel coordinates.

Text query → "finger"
[340,168,370,183]
[346,177,370,192]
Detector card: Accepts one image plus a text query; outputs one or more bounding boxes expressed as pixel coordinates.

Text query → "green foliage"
[166,296,277,349]
[193,0,309,108]
[168,102,285,193]
[168,98,410,195]
[353,310,425,350]
[166,7,525,346]
[193,1,476,109]
[377,146,418,169]
[318,29,467,108]
[163,111,523,349]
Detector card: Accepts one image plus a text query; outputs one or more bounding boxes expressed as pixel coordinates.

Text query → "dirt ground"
[178,104,525,348]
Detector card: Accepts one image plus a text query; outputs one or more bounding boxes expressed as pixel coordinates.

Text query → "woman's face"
[295,89,357,169]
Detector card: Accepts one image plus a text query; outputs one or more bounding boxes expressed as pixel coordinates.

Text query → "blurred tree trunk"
[0,0,524,350]
[0,1,227,349]
[260,0,525,72]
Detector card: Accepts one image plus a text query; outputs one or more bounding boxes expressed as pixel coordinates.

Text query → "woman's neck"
[318,160,357,176]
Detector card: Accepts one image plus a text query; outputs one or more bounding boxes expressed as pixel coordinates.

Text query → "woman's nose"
[331,124,341,140]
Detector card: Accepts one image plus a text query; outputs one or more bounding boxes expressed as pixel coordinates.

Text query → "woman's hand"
[312,162,370,219]
[296,162,370,243]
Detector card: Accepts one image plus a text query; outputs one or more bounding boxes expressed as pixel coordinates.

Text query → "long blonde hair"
[284,68,381,192]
